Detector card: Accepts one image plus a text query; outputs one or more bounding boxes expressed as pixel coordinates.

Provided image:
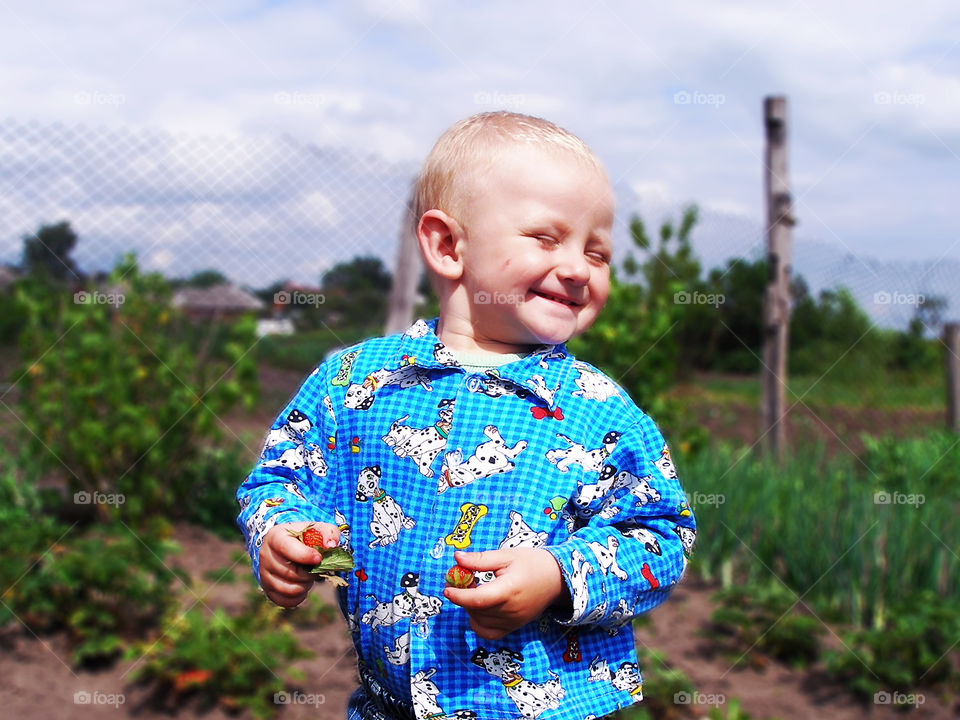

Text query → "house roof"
[172,283,264,312]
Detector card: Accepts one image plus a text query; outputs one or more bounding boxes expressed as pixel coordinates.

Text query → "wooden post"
[761,96,795,458]
[385,185,422,335]
[945,322,960,433]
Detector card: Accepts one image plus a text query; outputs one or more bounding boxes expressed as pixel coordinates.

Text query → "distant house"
[0,266,18,292]
[172,283,264,321]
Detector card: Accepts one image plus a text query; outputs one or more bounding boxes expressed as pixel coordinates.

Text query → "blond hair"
[413,111,604,231]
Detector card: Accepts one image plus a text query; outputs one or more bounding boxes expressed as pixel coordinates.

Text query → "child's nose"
[556,250,591,285]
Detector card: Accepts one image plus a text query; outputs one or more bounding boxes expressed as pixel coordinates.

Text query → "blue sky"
[0,0,958,291]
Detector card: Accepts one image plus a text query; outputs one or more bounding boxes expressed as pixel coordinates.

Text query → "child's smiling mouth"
[532,290,582,307]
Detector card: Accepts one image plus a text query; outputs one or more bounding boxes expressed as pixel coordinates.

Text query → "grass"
[678,368,944,410]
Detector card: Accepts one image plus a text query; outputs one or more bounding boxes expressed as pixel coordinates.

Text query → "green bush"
[1,519,183,665]
[126,604,312,719]
[708,583,823,668]
[825,590,960,699]
[13,254,258,525]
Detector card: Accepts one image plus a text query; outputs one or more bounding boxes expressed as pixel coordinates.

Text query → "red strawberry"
[445,564,476,589]
[289,524,326,551]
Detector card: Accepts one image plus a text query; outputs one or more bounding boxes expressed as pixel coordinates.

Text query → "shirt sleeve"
[236,363,340,582]
[543,414,696,629]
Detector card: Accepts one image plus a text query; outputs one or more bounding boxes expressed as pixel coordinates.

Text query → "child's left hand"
[443,548,565,640]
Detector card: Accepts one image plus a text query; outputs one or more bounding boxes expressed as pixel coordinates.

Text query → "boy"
[237,111,696,720]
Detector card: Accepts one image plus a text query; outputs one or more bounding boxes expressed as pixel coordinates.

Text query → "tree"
[319,256,393,331]
[22,220,80,282]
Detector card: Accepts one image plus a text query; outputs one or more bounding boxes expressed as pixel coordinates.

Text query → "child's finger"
[453,549,512,573]
[443,582,507,610]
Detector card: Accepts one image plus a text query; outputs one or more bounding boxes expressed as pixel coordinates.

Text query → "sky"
[1,0,958,295]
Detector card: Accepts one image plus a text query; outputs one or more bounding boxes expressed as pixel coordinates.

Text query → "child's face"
[456,144,614,349]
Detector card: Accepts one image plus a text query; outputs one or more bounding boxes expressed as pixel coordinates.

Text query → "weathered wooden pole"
[761,96,795,458]
[385,185,422,335]
[945,322,960,433]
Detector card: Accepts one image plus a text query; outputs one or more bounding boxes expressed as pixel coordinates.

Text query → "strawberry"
[288,524,326,551]
[445,564,476,589]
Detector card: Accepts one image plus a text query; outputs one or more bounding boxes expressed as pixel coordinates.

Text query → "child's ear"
[417,209,465,281]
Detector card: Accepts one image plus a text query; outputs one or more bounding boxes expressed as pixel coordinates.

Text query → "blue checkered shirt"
[237,319,696,720]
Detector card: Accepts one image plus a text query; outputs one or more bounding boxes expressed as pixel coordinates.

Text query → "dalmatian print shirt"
[238,319,696,720]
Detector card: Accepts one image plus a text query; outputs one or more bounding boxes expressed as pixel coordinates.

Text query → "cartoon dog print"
[536,348,566,369]
[572,464,620,516]
[384,630,410,666]
[304,442,327,477]
[526,374,559,406]
[581,600,608,625]
[381,400,455,478]
[438,425,527,494]
[498,510,548,550]
[281,481,306,501]
[605,598,634,636]
[260,408,312,455]
[470,371,530,399]
[344,365,433,411]
[258,445,305,471]
[361,572,442,630]
[334,508,352,554]
[655,444,677,480]
[411,668,444,717]
[569,549,594,620]
[616,523,663,556]
[571,365,621,402]
[587,656,643,699]
[470,648,564,719]
[246,498,290,549]
[614,471,661,507]
[354,466,416,548]
[433,342,458,366]
[586,535,628,581]
[546,431,621,473]
[674,525,697,557]
[405,319,430,338]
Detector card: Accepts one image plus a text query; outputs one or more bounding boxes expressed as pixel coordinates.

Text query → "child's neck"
[435,316,538,355]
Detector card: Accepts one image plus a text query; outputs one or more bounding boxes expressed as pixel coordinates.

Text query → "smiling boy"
[238,111,696,720]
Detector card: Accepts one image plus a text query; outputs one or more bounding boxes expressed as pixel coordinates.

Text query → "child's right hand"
[258,521,341,607]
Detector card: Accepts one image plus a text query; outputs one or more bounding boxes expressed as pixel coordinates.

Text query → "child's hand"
[258,521,341,608]
[443,548,564,640]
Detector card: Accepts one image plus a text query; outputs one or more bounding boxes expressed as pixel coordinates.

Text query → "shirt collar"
[392,318,570,410]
